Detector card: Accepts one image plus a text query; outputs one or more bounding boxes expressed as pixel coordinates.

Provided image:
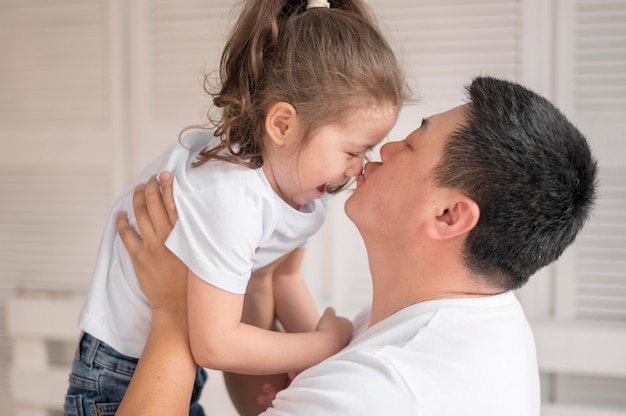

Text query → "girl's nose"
[345,157,365,178]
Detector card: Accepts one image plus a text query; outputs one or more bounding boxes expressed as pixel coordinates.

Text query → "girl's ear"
[425,194,480,240]
[265,102,298,146]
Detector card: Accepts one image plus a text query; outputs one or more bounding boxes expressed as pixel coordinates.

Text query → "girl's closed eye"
[348,147,375,159]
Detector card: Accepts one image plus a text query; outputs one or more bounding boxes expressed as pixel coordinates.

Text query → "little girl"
[64,0,407,414]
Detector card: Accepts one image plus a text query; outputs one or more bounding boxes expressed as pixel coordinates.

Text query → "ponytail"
[191,0,408,170]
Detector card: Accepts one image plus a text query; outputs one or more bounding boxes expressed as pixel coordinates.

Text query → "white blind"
[0,0,122,287]
[574,0,626,113]
[564,0,626,322]
[369,0,519,114]
[148,0,229,122]
[130,0,231,168]
[538,1,626,413]
[574,167,626,322]
[0,0,111,127]
[0,168,111,292]
[0,1,124,413]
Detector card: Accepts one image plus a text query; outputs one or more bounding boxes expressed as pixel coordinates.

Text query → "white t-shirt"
[263,291,540,416]
[79,131,330,358]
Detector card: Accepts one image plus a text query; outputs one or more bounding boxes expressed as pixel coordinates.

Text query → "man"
[116,76,597,415]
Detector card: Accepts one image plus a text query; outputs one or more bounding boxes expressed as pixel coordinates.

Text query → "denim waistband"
[78,332,138,376]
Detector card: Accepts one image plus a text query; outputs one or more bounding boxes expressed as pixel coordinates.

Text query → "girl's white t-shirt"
[79,131,330,358]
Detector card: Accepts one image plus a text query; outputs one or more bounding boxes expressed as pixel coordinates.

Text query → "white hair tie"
[306,0,330,9]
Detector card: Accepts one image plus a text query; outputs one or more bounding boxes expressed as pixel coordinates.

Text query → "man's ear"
[425,194,479,240]
[265,102,298,146]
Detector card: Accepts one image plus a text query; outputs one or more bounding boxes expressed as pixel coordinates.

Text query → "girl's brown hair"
[189,0,409,181]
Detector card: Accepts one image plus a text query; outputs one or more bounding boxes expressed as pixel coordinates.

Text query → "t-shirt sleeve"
[165,180,265,294]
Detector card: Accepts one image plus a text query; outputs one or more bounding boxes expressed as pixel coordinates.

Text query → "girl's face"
[267,106,398,209]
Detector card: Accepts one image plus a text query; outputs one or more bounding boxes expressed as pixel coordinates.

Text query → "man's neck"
[365,241,493,327]
[365,242,430,326]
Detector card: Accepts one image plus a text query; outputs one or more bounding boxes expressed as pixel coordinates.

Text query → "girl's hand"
[256,383,278,408]
[255,371,297,408]
[316,307,353,352]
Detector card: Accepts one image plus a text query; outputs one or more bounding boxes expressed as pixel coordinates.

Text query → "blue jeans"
[64,332,206,416]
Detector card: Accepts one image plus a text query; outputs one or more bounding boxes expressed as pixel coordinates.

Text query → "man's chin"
[344,194,357,219]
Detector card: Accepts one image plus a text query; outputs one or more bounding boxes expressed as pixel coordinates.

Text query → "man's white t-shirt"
[79,131,330,358]
[264,291,540,416]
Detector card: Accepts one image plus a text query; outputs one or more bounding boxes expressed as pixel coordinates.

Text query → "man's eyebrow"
[421,117,430,129]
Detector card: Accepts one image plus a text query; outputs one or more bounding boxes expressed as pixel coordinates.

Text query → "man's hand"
[116,172,197,416]
[115,172,187,311]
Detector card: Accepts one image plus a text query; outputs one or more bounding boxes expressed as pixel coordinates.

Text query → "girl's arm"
[272,247,320,333]
[223,247,319,415]
[187,270,352,374]
[116,174,195,416]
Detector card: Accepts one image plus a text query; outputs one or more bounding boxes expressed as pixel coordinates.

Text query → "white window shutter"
[0,1,126,414]
[552,0,626,324]
[567,0,626,325]
[533,1,626,414]
[370,0,520,114]
[128,0,231,171]
[0,0,125,291]
[572,168,626,322]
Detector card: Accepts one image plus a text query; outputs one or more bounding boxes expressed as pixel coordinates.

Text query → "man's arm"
[116,172,196,416]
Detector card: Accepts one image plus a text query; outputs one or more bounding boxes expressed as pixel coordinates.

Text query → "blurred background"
[1,0,625,415]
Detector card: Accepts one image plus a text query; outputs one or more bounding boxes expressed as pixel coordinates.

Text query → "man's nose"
[380,141,401,161]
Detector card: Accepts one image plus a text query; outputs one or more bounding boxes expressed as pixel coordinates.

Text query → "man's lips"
[356,162,381,187]
[363,162,380,178]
